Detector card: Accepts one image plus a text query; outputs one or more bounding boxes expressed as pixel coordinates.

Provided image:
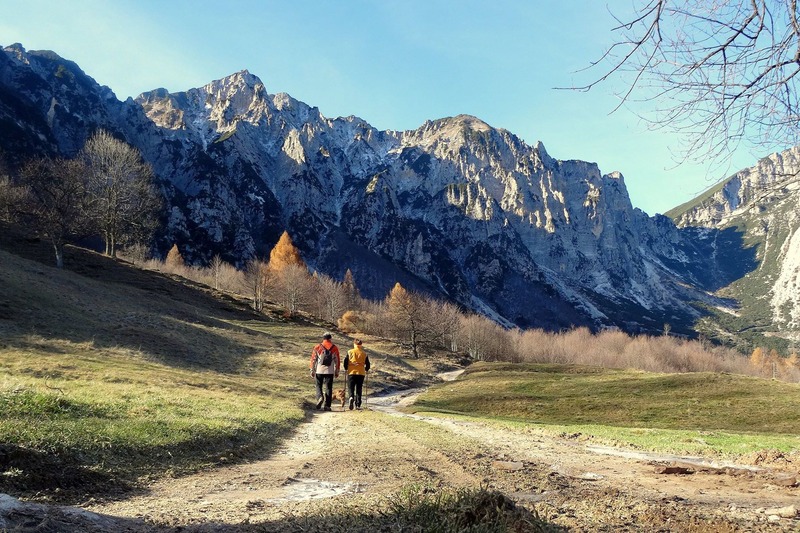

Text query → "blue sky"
[1,0,767,215]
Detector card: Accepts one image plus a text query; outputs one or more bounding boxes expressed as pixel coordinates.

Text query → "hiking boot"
[349,397,355,410]
[316,397,323,410]
[323,406,332,411]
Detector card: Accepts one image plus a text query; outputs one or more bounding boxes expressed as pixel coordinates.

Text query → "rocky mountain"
[0,43,750,335]
[667,147,800,349]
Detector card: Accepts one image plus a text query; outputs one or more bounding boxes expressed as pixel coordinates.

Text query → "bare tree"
[578,1,800,162]
[316,274,347,323]
[245,258,270,312]
[458,313,511,361]
[18,157,90,268]
[0,175,27,224]
[385,283,433,358]
[121,242,150,265]
[81,130,161,257]
[209,254,225,290]
[426,300,463,352]
[0,155,22,223]
[268,263,313,316]
[215,260,243,293]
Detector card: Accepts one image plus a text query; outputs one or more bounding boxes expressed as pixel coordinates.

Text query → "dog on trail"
[331,388,346,411]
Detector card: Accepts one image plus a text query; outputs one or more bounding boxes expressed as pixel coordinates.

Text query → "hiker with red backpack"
[309,332,341,411]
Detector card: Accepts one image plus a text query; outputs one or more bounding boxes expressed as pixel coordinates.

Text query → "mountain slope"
[0,43,751,334]
[668,146,800,348]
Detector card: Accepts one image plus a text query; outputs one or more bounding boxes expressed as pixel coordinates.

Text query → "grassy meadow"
[410,362,800,456]
[0,237,423,503]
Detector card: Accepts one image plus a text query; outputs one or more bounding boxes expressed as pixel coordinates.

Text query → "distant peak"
[144,87,170,98]
[433,114,492,132]
[3,43,29,63]
[3,43,26,53]
[212,69,263,89]
[456,114,490,128]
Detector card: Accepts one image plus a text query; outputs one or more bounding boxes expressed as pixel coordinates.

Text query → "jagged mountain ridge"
[668,146,800,346]
[0,43,746,334]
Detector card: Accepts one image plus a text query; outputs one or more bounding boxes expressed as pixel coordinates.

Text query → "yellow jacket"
[345,346,370,376]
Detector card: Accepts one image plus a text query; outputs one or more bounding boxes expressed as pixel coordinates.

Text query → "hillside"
[0,225,436,504]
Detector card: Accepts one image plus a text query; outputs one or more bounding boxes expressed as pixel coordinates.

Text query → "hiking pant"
[315,374,334,408]
[348,374,365,408]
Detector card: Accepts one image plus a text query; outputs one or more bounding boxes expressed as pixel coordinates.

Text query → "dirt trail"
[8,371,799,531]
[85,373,482,530]
[371,373,800,523]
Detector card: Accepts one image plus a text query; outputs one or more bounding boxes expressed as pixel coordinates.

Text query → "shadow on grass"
[0,225,313,374]
[244,487,563,532]
[0,417,298,506]
[0,444,131,504]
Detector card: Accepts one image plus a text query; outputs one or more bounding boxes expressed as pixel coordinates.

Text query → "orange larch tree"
[267,231,306,273]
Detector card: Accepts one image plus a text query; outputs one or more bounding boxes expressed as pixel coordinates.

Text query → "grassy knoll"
[0,245,313,502]
[410,362,800,456]
[0,239,425,504]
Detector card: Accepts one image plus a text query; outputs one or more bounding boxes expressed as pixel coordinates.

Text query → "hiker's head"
[354,339,362,346]
[323,332,333,341]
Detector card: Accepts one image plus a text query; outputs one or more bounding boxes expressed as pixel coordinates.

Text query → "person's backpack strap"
[312,345,321,368]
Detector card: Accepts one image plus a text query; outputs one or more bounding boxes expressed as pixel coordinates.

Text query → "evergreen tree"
[342,268,361,310]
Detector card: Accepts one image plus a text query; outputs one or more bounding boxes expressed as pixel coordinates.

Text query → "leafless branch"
[568,0,800,165]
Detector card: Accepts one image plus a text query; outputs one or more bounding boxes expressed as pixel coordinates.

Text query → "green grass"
[0,243,308,500]
[0,343,306,498]
[409,362,800,456]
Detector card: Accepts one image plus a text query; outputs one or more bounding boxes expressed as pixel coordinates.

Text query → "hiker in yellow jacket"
[344,338,371,410]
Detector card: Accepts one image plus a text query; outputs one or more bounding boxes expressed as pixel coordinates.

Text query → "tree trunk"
[104,231,117,257]
[53,242,64,269]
